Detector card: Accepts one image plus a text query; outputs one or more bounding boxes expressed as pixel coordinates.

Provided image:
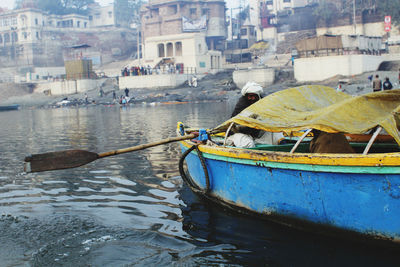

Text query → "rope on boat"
[195,145,210,193]
[178,144,210,194]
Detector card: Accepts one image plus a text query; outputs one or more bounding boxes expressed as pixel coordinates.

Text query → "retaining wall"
[118,74,193,89]
[294,55,383,82]
[232,68,275,89]
[35,79,106,95]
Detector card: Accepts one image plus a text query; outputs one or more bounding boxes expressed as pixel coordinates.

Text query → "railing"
[120,66,197,77]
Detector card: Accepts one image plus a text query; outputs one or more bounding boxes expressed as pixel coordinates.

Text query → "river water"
[0,102,398,266]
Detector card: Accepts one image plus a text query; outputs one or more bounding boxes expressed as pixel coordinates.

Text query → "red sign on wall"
[384,15,391,32]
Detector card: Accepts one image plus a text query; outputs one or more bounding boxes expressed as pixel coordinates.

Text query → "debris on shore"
[0,69,399,109]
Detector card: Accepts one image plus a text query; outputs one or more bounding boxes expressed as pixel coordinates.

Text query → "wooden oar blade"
[24,150,99,173]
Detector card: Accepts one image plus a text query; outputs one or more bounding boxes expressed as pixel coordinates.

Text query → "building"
[0,8,48,66]
[88,4,116,28]
[140,0,227,73]
[0,5,132,68]
[248,0,317,41]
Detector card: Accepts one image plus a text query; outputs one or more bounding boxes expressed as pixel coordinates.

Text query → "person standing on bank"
[383,77,393,90]
[372,75,382,92]
[398,68,400,86]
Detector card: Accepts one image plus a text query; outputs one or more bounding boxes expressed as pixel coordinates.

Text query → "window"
[0,35,2,44]
[77,21,80,27]
[198,44,202,53]
[190,8,196,15]
[158,43,165,57]
[11,32,18,42]
[108,11,112,18]
[266,1,273,5]
[84,22,87,28]
[283,0,291,2]
[169,5,177,15]
[202,8,209,16]
[11,17,17,25]
[166,42,173,57]
[35,18,38,25]
[89,15,93,21]
[4,33,10,43]
[151,8,159,17]
[23,32,27,39]
[4,19,9,26]
[36,31,39,39]
[175,42,182,56]
[20,15,26,26]
[240,28,247,36]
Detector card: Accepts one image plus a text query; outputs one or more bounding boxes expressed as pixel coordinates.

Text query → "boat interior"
[208,135,400,154]
[249,142,400,154]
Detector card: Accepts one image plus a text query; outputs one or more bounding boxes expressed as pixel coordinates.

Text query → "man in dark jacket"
[383,77,393,90]
[231,82,263,117]
[230,82,264,139]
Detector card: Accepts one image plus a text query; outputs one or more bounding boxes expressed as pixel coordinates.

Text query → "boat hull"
[180,141,400,243]
[0,104,19,111]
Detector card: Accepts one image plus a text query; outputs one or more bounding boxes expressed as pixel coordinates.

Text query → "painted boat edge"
[178,139,400,245]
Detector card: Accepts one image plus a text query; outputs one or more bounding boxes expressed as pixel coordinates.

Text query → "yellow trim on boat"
[180,140,400,167]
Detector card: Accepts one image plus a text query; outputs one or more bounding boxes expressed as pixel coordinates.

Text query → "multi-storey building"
[0,4,129,67]
[140,0,227,72]
[248,0,317,41]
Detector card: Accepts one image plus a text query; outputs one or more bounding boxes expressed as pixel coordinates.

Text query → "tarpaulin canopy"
[249,41,269,51]
[214,85,400,145]
[295,35,343,52]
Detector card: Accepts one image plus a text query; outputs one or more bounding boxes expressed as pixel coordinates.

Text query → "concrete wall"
[316,22,398,37]
[233,68,275,89]
[294,55,383,82]
[35,78,106,95]
[118,74,190,89]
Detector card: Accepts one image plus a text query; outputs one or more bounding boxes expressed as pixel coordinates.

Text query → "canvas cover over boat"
[214,85,400,145]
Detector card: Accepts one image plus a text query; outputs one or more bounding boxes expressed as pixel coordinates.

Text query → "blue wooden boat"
[0,104,19,111]
[177,86,400,244]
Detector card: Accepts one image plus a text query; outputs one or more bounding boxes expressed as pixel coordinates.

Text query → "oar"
[24,134,197,173]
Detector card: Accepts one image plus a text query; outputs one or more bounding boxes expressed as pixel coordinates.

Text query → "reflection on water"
[0,103,399,266]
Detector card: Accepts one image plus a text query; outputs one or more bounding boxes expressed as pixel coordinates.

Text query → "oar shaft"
[98,134,196,158]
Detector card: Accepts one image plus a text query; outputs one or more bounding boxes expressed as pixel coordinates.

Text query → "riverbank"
[0,69,399,109]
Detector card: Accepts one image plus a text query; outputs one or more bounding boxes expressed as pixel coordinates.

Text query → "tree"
[114,0,143,26]
[236,5,250,22]
[14,0,36,9]
[36,0,64,14]
[377,0,400,26]
[69,0,95,14]
[313,0,340,26]
[15,0,94,15]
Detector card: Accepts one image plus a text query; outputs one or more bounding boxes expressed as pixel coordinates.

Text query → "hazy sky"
[1,0,239,10]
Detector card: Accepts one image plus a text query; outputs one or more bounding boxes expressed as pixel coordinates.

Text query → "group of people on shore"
[370,69,400,92]
[372,74,394,92]
[121,63,182,77]
[122,66,153,76]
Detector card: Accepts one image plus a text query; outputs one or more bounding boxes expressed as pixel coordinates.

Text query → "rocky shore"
[0,69,399,109]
